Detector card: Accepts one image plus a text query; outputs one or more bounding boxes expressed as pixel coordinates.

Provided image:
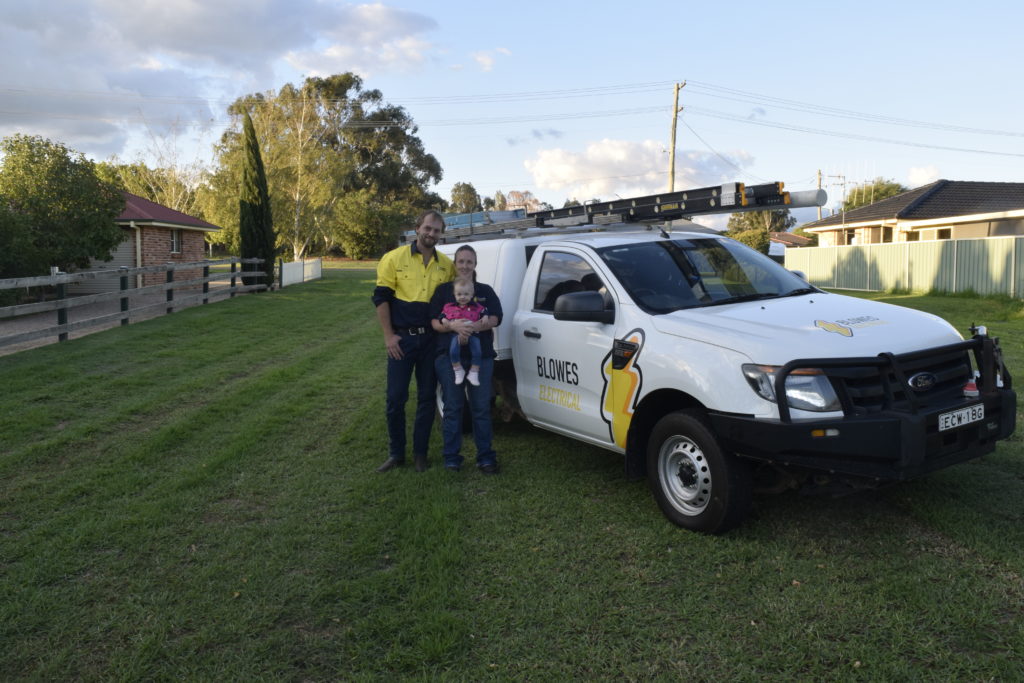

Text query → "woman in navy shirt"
[430,245,502,473]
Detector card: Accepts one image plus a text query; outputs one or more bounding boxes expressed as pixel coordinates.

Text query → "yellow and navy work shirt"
[372,242,455,329]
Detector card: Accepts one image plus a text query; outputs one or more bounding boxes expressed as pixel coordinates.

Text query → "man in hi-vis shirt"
[371,211,463,472]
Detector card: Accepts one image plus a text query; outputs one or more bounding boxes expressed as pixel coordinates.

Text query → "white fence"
[279,258,323,287]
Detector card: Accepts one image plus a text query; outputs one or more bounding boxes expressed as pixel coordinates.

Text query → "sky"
[3,0,1023,229]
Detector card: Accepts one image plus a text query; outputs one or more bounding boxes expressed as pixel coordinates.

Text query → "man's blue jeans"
[385,332,437,462]
[435,355,496,469]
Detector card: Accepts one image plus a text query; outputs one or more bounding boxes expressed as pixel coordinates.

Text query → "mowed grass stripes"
[1,273,1023,679]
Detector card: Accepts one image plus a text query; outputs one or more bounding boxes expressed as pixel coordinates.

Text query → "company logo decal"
[536,355,581,411]
[815,320,853,337]
[907,372,938,392]
[539,384,581,411]
[600,329,645,448]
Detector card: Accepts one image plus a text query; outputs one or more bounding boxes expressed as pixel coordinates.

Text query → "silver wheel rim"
[658,435,711,515]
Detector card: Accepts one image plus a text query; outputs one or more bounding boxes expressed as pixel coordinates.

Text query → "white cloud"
[471,48,511,72]
[287,35,435,78]
[286,4,440,76]
[473,52,496,72]
[524,138,753,201]
[908,165,940,187]
[0,2,442,160]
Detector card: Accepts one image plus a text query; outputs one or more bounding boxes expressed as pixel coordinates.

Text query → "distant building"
[71,192,221,294]
[762,230,812,262]
[799,180,1024,247]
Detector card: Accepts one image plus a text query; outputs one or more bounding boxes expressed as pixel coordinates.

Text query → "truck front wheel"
[647,410,752,533]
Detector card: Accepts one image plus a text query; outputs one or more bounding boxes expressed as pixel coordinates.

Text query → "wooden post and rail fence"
[0,258,267,351]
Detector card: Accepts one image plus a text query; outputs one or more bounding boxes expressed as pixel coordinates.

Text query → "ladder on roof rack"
[413,181,826,244]
[533,181,793,224]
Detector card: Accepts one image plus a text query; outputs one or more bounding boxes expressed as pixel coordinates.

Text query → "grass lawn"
[2,273,1023,679]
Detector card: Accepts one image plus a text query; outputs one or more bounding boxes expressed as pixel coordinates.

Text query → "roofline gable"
[116,191,221,231]
[896,179,948,219]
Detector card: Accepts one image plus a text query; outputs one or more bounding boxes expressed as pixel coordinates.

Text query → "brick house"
[800,180,1024,247]
[72,192,221,294]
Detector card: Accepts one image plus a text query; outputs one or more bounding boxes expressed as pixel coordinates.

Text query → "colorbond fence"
[785,236,1024,297]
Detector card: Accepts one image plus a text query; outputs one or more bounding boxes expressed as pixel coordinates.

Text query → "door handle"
[524,329,541,339]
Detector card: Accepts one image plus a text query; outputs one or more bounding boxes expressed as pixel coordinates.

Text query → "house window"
[906,231,920,242]
[171,229,183,253]
[937,228,952,240]
[844,229,856,245]
[882,227,893,243]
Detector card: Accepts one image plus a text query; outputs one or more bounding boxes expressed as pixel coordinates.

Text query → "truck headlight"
[741,364,841,412]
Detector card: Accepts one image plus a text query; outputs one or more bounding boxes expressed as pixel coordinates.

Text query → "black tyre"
[647,410,752,533]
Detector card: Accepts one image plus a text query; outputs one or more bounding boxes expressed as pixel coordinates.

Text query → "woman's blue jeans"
[435,355,496,469]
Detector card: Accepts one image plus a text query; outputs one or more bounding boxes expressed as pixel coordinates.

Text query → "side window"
[534,251,604,312]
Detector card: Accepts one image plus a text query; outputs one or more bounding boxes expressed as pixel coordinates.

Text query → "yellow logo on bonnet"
[815,320,853,337]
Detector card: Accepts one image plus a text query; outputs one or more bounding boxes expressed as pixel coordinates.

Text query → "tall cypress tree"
[239,110,275,288]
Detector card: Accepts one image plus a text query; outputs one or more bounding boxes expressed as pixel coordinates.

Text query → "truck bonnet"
[648,294,963,365]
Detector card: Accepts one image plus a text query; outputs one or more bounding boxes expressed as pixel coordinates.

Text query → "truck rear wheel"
[647,410,751,533]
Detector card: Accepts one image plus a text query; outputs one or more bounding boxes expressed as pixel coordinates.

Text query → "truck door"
[513,248,618,448]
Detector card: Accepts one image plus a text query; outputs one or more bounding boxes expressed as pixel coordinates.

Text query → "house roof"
[116,191,221,232]
[800,180,1024,231]
[769,231,812,247]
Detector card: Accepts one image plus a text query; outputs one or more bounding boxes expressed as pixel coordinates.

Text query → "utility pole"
[817,169,823,220]
[826,174,848,236]
[667,81,685,192]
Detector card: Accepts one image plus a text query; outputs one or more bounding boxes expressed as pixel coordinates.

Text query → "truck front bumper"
[708,387,1016,481]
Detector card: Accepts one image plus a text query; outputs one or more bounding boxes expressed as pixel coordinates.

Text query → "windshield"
[597,237,817,314]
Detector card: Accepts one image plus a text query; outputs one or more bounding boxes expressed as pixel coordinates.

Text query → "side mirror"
[553,291,614,324]
[790,269,808,281]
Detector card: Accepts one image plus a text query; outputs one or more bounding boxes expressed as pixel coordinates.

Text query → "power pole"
[667,81,685,192]
[827,174,848,231]
[817,169,823,220]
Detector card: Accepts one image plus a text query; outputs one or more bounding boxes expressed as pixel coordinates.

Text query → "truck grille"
[827,347,972,414]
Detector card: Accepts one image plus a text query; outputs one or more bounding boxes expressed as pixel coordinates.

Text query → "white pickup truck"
[435,185,1016,533]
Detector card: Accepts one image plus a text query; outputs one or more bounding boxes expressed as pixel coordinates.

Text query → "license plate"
[938,404,985,432]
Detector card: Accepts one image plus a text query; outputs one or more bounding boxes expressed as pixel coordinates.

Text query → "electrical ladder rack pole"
[422,181,828,244]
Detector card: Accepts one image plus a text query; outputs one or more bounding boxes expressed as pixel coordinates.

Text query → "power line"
[4,77,1023,168]
[680,119,768,182]
[685,80,1024,138]
[684,106,1024,158]
[0,104,671,128]
[6,77,1024,139]
[0,80,679,108]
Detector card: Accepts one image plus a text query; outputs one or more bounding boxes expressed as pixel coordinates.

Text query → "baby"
[440,277,487,385]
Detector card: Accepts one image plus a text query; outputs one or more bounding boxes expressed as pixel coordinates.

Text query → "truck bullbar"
[773,333,1012,424]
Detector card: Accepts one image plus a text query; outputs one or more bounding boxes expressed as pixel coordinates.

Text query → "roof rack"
[405,181,826,244]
